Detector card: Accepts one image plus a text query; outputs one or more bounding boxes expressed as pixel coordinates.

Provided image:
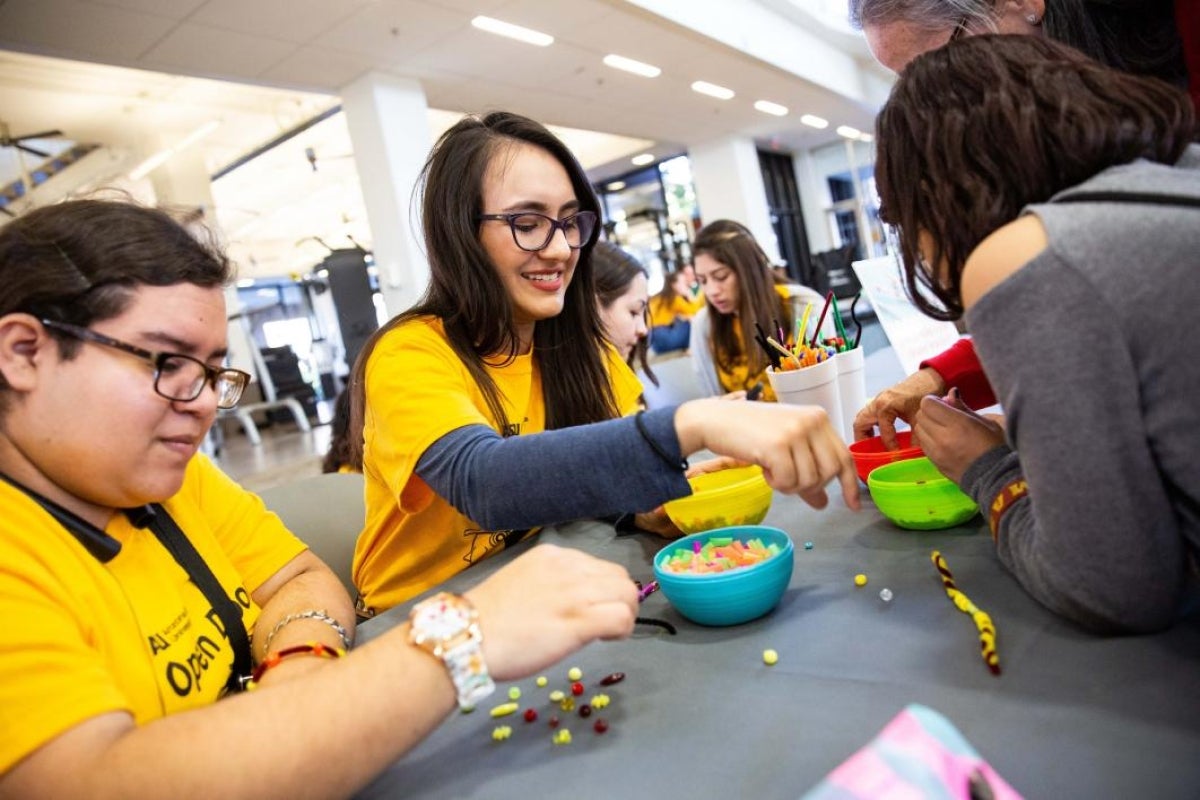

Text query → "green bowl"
[867,457,978,530]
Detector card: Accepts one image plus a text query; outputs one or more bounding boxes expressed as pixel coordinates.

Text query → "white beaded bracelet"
[262,609,352,653]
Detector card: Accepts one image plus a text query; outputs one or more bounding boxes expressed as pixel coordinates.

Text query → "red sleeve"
[919,338,997,409]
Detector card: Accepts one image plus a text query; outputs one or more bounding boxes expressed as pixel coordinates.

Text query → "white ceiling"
[0,0,887,278]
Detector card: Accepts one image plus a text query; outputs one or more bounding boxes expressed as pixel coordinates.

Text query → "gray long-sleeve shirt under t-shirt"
[415,405,692,532]
[961,146,1200,633]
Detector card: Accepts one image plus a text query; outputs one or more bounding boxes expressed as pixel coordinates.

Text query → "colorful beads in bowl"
[653,526,794,626]
[659,535,783,575]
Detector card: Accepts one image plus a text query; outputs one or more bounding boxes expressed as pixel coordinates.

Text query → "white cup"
[834,347,867,442]
[767,357,844,441]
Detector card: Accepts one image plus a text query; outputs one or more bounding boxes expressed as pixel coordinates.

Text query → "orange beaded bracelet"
[246,642,345,690]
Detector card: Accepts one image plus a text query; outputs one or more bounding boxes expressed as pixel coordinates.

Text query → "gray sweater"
[961,145,1200,633]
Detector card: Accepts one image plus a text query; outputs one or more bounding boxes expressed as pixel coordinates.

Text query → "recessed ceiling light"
[800,114,828,129]
[606,180,627,191]
[836,125,862,139]
[691,81,735,100]
[603,54,661,78]
[471,16,554,47]
[754,100,788,117]
[631,153,655,166]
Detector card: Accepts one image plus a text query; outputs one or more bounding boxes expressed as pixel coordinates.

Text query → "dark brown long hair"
[347,112,614,469]
[692,219,789,379]
[875,35,1196,320]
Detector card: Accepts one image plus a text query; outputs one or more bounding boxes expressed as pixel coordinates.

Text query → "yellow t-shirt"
[0,455,306,774]
[354,316,644,615]
[648,293,703,328]
[712,285,793,402]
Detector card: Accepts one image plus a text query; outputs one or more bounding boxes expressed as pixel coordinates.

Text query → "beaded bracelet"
[246,642,345,690]
[987,477,1029,541]
[262,609,352,653]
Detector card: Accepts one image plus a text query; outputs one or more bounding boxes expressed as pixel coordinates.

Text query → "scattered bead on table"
[567,666,583,681]
[523,708,538,723]
[490,702,519,718]
[854,573,868,587]
[492,725,512,741]
[762,648,779,665]
[879,588,893,602]
[804,541,814,550]
[552,728,573,746]
[599,672,625,686]
[508,686,521,700]
[535,675,548,687]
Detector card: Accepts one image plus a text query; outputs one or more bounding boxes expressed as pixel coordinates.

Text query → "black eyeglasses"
[948,15,970,42]
[41,319,251,409]
[478,210,598,252]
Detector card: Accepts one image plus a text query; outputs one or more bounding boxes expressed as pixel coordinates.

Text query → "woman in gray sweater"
[874,34,1199,633]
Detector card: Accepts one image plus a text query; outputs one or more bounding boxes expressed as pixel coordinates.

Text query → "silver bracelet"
[262,609,352,653]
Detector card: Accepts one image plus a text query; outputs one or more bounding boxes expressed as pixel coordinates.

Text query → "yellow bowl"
[663,465,773,534]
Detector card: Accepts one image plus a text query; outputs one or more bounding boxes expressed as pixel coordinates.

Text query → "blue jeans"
[650,319,690,353]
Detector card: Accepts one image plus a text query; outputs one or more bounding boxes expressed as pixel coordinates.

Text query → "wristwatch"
[407,592,495,709]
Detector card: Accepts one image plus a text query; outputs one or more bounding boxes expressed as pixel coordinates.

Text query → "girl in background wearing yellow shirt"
[647,266,702,354]
[689,220,823,401]
[348,112,859,615]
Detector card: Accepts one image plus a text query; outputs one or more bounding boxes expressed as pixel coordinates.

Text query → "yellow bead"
[536,676,548,687]
[762,648,779,665]
[854,573,868,587]
[548,690,565,702]
[567,666,583,681]
[508,686,521,700]
[489,702,519,718]
[491,725,512,741]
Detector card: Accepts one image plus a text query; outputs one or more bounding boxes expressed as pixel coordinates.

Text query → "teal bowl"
[867,457,979,530]
[653,526,794,626]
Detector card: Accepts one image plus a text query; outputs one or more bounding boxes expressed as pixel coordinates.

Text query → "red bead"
[578,704,592,718]
[593,719,609,734]
[571,682,584,696]
[548,716,559,728]
[599,672,625,686]
[523,708,538,723]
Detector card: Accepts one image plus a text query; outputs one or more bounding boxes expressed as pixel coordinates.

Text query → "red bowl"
[848,430,924,483]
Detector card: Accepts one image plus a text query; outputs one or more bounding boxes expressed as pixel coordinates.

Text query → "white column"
[144,147,258,387]
[147,142,215,219]
[794,149,833,254]
[340,73,433,317]
[688,135,779,261]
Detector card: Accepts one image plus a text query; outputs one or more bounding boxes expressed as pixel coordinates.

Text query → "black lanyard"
[0,474,252,694]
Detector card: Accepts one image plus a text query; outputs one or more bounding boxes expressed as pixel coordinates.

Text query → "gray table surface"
[355,346,1200,799]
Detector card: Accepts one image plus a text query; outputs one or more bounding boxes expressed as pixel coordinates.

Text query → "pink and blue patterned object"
[802,704,1023,800]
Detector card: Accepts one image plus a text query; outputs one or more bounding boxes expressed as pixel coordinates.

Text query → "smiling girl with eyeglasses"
[347,112,860,615]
